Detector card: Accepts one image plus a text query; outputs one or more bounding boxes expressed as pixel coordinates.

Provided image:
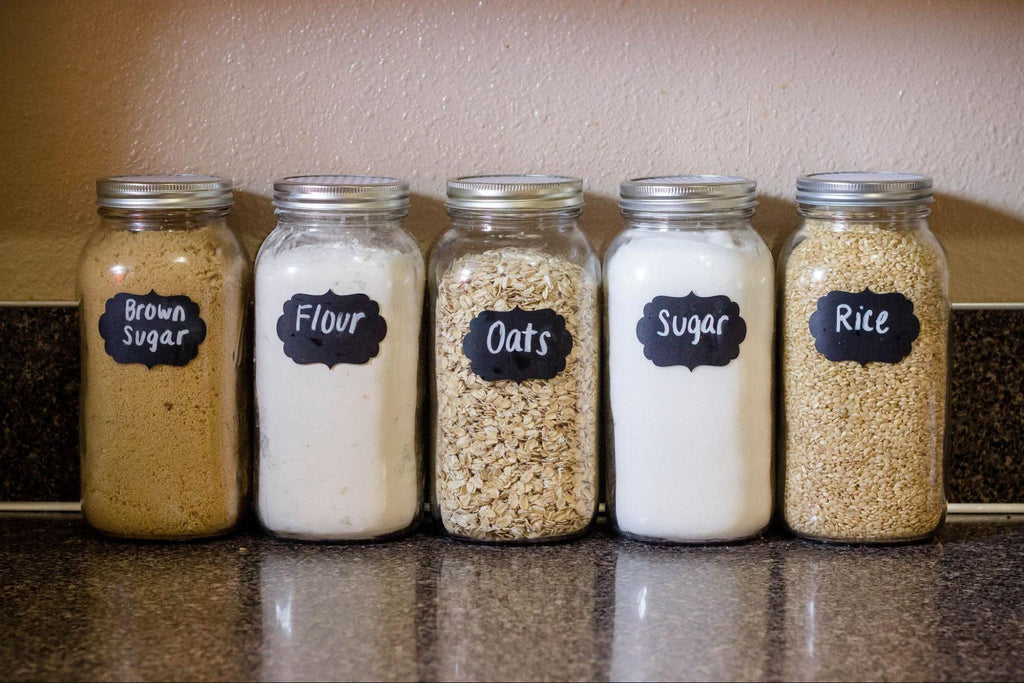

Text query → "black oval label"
[808,288,920,365]
[276,291,387,367]
[98,290,207,368]
[462,306,573,383]
[635,293,747,370]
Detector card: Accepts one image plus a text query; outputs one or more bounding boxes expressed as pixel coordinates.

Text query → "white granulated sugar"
[607,229,775,542]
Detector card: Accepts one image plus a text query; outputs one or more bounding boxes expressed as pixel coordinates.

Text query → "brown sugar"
[78,218,250,540]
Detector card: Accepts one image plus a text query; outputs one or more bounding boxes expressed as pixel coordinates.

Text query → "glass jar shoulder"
[783,215,944,260]
[80,218,236,266]
[257,221,424,272]
[78,218,248,296]
[606,222,773,278]
[430,222,599,290]
[781,219,948,299]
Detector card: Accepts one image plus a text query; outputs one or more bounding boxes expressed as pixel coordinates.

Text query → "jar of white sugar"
[605,176,775,543]
[779,172,950,544]
[255,176,425,541]
[430,175,601,543]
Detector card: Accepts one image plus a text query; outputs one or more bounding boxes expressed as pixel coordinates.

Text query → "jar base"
[85,523,240,543]
[613,524,769,546]
[784,524,942,546]
[262,517,421,544]
[437,517,597,546]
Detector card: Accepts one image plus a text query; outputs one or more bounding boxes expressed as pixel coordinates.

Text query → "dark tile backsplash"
[0,307,80,501]
[948,309,1024,503]
[1,305,1021,503]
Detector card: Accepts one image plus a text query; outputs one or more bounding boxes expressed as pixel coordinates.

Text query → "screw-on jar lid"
[96,174,233,209]
[273,175,410,212]
[620,175,757,214]
[446,175,584,211]
[796,172,933,207]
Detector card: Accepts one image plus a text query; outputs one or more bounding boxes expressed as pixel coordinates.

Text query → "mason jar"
[779,172,950,543]
[430,175,601,543]
[254,175,425,541]
[78,174,250,540]
[605,176,775,543]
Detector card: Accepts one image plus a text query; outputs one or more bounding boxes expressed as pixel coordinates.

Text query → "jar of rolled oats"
[779,172,950,544]
[430,175,601,543]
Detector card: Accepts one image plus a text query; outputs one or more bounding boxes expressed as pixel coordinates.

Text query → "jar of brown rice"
[429,175,600,543]
[779,172,949,544]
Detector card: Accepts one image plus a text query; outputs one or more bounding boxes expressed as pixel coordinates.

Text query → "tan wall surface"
[1,0,1022,303]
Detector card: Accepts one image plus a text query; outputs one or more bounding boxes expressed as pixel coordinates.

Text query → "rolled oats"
[434,247,599,542]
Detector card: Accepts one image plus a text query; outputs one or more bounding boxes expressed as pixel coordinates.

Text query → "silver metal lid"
[796,172,933,207]
[273,175,409,212]
[620,175,757,214]
[96,174,233,209]
[446,175,584,211]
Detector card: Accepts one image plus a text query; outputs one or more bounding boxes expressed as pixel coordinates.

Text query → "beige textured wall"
[1,0,1022,302]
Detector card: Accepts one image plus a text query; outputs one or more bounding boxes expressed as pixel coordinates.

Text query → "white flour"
[255,239,423,539]
[606,228,774,541]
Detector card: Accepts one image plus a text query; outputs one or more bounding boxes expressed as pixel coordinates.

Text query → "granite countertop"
[4,513,1024,682]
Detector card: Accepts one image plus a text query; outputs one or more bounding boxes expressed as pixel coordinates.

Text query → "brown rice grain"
[781,218,948,542]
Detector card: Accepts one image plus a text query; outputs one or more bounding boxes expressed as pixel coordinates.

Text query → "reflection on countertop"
[3,514,1024,681]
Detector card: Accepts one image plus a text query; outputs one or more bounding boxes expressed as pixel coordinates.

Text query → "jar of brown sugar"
[779,172,950,544]
[78,175,251,540]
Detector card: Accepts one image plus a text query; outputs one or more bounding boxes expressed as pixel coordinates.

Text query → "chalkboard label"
[808,288,920,365]
[635,293,747,370]
[276,291,387,367]
[462,306,573,383]
[98,290,207,368]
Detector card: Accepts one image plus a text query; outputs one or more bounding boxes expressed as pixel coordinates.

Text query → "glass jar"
[78,174,250,540]
[605,176,775,543]
[430,175,601,543]
[779,172,950,543]
[254,176,425,541]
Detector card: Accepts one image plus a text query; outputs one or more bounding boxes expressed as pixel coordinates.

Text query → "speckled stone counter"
[3,513,1024,682]
[948,309,1024,502]
[0,307,79,501]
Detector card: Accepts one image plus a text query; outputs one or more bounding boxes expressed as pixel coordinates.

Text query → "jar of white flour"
[605,175,775,543]
[255,176,425,541]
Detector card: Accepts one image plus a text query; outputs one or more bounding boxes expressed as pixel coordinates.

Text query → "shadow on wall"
[223,189,1024,305]
[230,191,275,262]
[580,193,623,257]
[752,195,803,256]
[754,192,1024,302]
[929,193,1024,303]
[407,193,449,256]
[576,190,1022,303]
